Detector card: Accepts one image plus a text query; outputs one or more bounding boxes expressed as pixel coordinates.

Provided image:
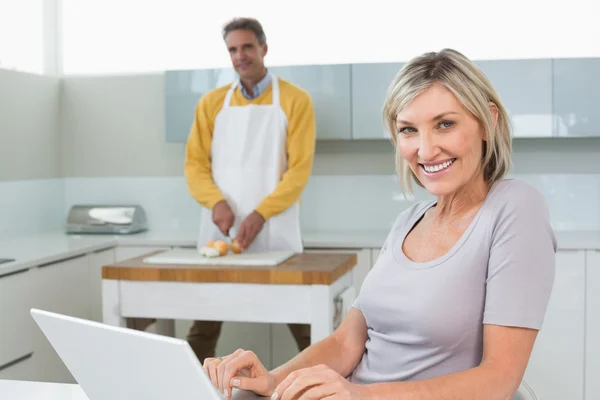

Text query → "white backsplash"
[62,174,600,234]
[63,177,201,233]
[1,174,596,242]
[0,179,65,240]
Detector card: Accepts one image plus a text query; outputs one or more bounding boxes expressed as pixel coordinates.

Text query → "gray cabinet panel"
[270,64,352,140]
[351,62,404,139]
[475,59,553,138]
[553,58,600,137]
[164,68,236,142]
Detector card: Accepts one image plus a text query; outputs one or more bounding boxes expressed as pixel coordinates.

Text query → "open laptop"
[30,308,227,400]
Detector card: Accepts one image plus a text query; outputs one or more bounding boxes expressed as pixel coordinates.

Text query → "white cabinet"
[268,64,353,140]
[29,255,91,383]
[523,250,586,400]
[0,268,36,374]
[586,250,600,400]
[475,59,553,138]
[165,68,237,142]
[553,58,600,137]
[351,62,404,139]
[88,248,116,322]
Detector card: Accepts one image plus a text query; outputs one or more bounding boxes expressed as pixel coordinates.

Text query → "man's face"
[225,29,267,81]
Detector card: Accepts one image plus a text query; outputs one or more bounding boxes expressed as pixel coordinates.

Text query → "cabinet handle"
[0,352,34,372]
[0,268,29,279]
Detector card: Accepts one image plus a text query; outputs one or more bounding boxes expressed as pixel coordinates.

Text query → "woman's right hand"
[203,348,276,399]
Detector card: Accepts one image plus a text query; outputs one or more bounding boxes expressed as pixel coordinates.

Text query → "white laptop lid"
[30,308,225,400]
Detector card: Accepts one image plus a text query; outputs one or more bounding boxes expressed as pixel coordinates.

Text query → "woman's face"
[395,82,490,197]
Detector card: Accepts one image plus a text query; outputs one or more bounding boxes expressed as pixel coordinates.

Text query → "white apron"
[197,74,303,253]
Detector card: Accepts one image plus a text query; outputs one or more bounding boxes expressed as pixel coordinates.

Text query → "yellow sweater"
[184,78,316,220]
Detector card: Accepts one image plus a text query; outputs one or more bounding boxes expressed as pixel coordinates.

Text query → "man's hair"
[222,17,267,45]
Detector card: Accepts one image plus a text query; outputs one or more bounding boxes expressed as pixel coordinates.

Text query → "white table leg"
[310,285,333,344]
[102,279,126,327]
[155,319,175,337]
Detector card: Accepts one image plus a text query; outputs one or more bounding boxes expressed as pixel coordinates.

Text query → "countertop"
[1,228,599,277]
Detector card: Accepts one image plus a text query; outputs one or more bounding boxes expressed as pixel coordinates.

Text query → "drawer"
[0,268,37,367]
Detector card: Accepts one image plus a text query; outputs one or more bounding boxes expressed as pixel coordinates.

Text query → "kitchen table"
[101,251,358,345]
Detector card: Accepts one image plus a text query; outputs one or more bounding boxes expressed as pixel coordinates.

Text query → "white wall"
[60,0,600,74]
[0,69,64,240]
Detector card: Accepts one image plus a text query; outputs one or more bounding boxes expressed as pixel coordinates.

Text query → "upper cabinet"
[553,58,600,137]
[270,64,352,140]
[163,57,600,142]
[164,68,236,143]
[475,59,554,138]
[165,64,351,142]
[351,62,403,140]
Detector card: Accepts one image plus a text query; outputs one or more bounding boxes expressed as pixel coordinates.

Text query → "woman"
[203,49,557,400]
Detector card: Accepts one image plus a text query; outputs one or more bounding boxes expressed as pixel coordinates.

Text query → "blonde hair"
[383,48,513,194]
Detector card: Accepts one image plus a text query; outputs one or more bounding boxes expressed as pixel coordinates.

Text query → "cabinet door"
[586,250,600,400]
[351,62,404,139]
[88,248,116,322]
[475,59,553,138]
[553,58,600,137]
[0,268,36,370]
[270,64,352,140]
[165,68,237,142]
[30,255,91,383]
[523,250,585,400]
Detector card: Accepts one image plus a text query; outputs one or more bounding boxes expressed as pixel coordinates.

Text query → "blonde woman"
[204,49,557,400]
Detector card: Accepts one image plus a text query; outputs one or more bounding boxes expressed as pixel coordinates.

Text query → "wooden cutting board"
[142,248,295,266]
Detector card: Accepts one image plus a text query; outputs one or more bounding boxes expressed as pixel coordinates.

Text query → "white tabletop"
[0,380,267,400]
[0,380,88,400]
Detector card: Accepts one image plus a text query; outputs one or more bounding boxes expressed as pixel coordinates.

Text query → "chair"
[513,380,538,400]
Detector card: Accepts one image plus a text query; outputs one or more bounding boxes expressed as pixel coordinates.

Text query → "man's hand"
[212,200,234,236]
[236,211,265,251]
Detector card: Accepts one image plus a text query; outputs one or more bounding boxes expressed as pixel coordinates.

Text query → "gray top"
[350,179,556,384]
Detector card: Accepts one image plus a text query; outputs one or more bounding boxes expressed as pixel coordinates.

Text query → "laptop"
[30,308,228,400]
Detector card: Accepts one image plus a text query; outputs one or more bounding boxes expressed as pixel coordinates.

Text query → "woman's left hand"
[272,364,369,400]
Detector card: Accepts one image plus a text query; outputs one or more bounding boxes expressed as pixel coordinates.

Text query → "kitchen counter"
[0,228,599,277]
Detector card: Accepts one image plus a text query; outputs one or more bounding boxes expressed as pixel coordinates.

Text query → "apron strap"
[223,81,238,108]
[270,73,280,106]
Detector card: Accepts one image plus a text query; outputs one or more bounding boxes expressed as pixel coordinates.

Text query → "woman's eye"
[398,127,416,134]
[439,120,454,129]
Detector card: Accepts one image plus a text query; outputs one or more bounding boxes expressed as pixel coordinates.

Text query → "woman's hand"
[272,364,369,400]
[203,349,276,399]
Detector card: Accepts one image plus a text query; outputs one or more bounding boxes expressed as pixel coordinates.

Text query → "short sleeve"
[483,181,557,330]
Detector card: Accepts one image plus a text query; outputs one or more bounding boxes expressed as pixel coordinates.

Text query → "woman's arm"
[271,307,369,386]
[212,308,368,398]
[361,324,538,400]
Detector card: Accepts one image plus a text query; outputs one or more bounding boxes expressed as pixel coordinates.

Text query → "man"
[183,17,316,363]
